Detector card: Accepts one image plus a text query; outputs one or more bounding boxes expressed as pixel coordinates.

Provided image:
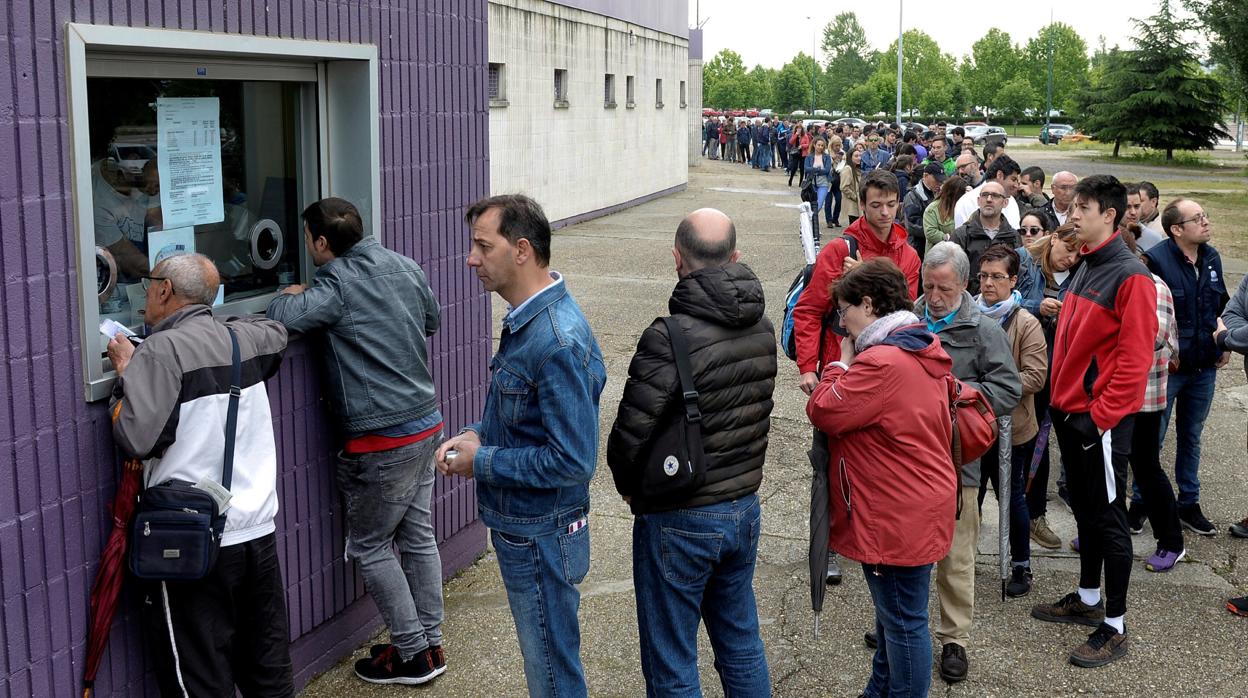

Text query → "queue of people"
[103,116,1246,697]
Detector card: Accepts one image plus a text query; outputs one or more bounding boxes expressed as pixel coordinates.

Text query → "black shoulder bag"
[641,316,707,500]
[129,327,241,581]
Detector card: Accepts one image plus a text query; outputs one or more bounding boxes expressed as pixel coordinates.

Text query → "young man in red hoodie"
[1030,175,1157,668]
[792,168,921,584]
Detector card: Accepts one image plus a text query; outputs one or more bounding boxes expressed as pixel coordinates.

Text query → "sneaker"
[1069,622,1128,668]
[1145,546,1186,572]
[826,551,843,586]
[1126,504,1147,535]
[864,630,878,649]
[1070,537,1080,553]
[355,646,445,685]
[1030,592,1105,627]
[1058,486,1073,513]
[1230,517,1248,539]
[1006,566,1034,598]
[370,643,445,669]
[939,643,968,683]
[1227,596,1248,617]
[1030,517,1061,549]
[1179,503,1217,536]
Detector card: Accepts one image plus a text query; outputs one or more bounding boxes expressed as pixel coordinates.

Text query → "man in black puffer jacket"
[607,208,777,696]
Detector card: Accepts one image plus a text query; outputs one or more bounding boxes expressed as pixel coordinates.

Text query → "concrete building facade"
[487,0,692,226]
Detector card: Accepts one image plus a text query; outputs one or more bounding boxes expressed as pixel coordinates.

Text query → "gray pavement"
[303,157,1248,697]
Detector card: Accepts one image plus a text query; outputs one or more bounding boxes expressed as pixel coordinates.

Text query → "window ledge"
[626,101,636,109]
[489,98,509,108]
[604,101,617,109]
[553,99,570,109]
[656,102,664,109]
[680,102,687,109]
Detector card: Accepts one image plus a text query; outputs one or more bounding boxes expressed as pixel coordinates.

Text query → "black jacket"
[607,263,777,514]
[951,211,1021,295]
[1145,239,1229,371]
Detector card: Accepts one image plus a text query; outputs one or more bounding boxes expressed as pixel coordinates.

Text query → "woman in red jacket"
[806,258,958,698]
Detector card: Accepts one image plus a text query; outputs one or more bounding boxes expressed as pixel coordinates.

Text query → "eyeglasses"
[979,192,1006,201]
[976,272,1012,282]
[1020,226,1046,235]
[140,276,172,292]
[837,303,853,314]
[1178,212,1210,225]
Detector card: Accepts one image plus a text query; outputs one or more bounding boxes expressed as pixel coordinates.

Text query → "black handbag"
[641,316,707,500]
[129,327,241,581]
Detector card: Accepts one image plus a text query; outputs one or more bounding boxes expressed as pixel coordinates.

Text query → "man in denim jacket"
[267,198,447,686]
[437,194,606,698]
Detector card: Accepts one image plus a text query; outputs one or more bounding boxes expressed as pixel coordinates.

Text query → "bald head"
[1052,171,1078,209]
[675,208,738,275]
[155,253,221,306]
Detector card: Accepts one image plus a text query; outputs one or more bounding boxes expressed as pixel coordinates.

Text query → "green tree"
[1182,0,1248,102]
[996,77,1040,130]
[1121,0,1229,158]
[948,79,971,119]
[842,82,883,117]
[775,53,819,113]
[871,30,957,119]
[820,12,876,107]
[1022,23,1090,115]
[963,28,1022,118]
[703,49,747,108]
[744,65,777,109]
[1076,48,1142,156]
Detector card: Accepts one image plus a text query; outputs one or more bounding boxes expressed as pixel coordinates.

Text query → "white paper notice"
[157,97,224,228]
[146,226,196,270]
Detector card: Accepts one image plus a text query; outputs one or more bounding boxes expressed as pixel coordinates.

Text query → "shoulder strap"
[842,234,858,259]
[222,326,242,491]
[661,316,701,425]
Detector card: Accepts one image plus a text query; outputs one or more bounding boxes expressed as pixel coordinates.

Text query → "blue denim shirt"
[466,276,606,536]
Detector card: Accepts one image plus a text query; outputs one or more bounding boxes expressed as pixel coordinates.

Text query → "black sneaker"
[1227,596,1248,617]
[1069,622,1128,668]
[826,551,843,586]
[371,643,445,670]
[1230,517,1248,539]
[1179,503,1217,536]
[939,643,968,683]
[355,646,445,685]
[1006,566,1034,598]
[1126,503,1147,535]
[1030,592,1105,627]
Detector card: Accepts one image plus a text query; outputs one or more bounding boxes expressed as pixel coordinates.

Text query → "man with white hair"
[107,253,293,696]
[1042,171,1078,227]
[913,242,1021,684]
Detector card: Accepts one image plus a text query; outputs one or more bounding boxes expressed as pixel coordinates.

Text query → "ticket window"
[68,25,380,401]
[89,77,312,335]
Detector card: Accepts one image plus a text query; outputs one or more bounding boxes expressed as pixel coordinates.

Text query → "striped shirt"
[1144,275,1179,413]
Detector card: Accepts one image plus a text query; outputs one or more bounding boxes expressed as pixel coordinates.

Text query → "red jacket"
[1051,232,1158,431]
[791,218,921,373]
[807,327,957,566]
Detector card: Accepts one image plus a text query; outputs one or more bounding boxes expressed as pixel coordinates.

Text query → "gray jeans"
[337,434,445,660]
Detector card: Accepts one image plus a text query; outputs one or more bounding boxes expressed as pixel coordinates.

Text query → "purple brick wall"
[0,2,491,696]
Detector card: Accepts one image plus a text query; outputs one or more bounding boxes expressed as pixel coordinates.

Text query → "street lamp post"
[807,17,816,115]
[895,1,903,126]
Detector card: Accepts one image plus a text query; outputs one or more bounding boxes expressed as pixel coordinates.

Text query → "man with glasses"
[952,181,1021,296]
[954,155,1023,229]
[861,134,888,173]
[955,152,981,187]
[1135,199,1229,536]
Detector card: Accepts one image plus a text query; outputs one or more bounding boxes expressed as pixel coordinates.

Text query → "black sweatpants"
[1129,410,1184,552]
[141,532,295,697]
[1051,408,1134,618]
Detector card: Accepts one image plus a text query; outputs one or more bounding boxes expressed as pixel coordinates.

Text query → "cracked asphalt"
[303,152,1248,697]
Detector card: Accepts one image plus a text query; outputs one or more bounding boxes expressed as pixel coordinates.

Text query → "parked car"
[973,126,1007,145]
[108,143,156,183]
[899,121,927,133]
[834,117,867,129]
[963,120,987,127]
[792,109,809,117]
[1039,123,1074,145]
[814,109,831,116]
[801,119,831,132]
[760,109,774,116]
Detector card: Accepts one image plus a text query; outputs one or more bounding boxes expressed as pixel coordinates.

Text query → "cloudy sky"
[688,0,1207,68]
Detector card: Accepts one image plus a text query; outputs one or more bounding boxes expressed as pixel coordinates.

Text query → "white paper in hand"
[798,202,817,265]
[99,318,137,340]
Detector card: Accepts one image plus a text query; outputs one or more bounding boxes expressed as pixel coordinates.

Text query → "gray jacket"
[1219,273,1248,376]
[267,237,441,434]
[914,292,1023,485]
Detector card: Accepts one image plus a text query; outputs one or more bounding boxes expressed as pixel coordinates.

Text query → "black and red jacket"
[1051,231,1158,431]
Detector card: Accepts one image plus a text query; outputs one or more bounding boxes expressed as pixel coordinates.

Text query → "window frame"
[554,68,569,108]
[655,78,664,108]
[66,23,380,402]
[626,75,635,108]
[604,73,616,108]
[488,62,508,107]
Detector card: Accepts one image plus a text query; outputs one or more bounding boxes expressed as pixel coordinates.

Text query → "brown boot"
[1031,592,1105,627]
[1069,623,1128,668]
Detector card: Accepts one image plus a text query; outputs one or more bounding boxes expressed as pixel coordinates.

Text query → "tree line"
[704,1,1244,151]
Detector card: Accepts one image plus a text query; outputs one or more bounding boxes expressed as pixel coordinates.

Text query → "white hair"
[924,241,970,283]
[154,253,220,306]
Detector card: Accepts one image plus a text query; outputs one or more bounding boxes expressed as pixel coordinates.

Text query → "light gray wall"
[549,0,687,38]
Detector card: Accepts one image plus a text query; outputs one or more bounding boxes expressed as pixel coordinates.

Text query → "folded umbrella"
[997,417,1012,602]
[808,430,831,639]
[82,459,143,698]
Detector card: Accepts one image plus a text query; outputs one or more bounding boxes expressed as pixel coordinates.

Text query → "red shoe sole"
[1226,602,1248,617]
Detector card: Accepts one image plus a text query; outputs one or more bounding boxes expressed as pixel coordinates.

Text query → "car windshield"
[1051,124,1073,130]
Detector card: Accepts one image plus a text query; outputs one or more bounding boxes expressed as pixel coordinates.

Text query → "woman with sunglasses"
[1018,211,1049,246]
[806,258,957,698]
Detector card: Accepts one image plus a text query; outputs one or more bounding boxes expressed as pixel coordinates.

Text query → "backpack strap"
[841,233,858,260]
[661,316,701,426]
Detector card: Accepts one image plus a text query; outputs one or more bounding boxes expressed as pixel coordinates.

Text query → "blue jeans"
[492,521,591,698]
[632,494,770,698]
[862,563,934,698]
[337,435,445,661]
[1139,368,1216,506]
[757,144,773,171]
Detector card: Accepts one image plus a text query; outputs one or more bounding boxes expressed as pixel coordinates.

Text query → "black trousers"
[141,532,295,697]
[1051,409,1134,618]
[1129,410,1184,552]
